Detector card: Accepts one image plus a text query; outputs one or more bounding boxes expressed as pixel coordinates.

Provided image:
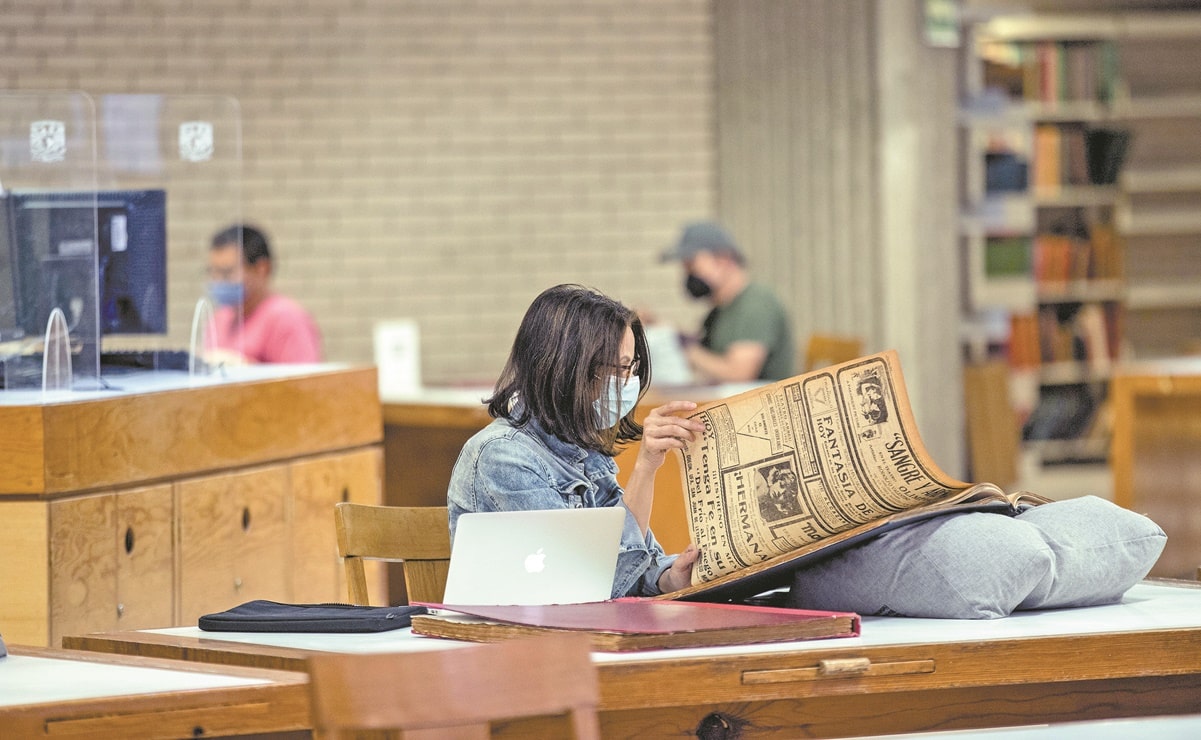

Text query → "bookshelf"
[1111,16,1201,359]
[959,10,1201,489]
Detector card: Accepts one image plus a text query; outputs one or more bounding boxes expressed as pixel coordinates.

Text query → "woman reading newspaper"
[447,283,704,597]
[449,284,1165,616]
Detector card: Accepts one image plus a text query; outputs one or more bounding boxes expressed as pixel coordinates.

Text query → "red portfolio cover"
[409,598,860,651]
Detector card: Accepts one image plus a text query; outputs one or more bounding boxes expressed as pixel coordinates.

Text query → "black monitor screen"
[0,196,20,341]
[4,189,167,339]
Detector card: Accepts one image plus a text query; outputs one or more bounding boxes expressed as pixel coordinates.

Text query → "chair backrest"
[333,502,451,605]
[803,333,864,372]
[307,632,601,739]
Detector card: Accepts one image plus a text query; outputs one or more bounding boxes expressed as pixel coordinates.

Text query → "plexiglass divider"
[41,307,72,391]
[1,92,244,393]
[188,295,217,379]
[91,94,243,377]
[0,91,100,391]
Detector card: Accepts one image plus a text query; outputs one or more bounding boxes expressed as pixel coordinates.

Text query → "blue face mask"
[208,280,244,307]
[594,375,641,429]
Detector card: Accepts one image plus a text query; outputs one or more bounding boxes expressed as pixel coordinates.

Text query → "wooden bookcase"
[959,10,1201,490]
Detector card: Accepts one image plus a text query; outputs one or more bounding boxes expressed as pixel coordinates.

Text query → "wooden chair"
[333,502,451,605]
[962,360,1019,490]
[307,632,601,739]
[803,333,864,372]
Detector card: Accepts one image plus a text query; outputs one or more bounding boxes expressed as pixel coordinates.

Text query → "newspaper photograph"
[677,350,975,585]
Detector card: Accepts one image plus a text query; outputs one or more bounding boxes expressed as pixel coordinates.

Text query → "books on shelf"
[410,599,861,652]
[979,39,1118,108]
[1008,312,1042,370]
[1085,127,1131,186]
[1034,123,1062,190]
[1022,383,1101,446]
[1032,123,1131,190]
[1031,223,1123,286]
[1007,301,1120,374]
[984,235,1031,278]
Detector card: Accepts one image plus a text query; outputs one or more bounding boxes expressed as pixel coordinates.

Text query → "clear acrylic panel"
[42,307,72,391]
[188,295,218,379]
[0,91,100,391]
[89,94,243,377]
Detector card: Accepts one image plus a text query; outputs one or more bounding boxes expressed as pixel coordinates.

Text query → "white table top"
[0,654,271,707]
[0,362,350,405]
[148,581,1201,665]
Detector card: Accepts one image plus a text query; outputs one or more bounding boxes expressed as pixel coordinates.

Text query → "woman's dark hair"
[210,224,272,265]
[487,284,651,456]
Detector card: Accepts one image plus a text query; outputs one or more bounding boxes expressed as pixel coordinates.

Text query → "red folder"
[409,598,860,652]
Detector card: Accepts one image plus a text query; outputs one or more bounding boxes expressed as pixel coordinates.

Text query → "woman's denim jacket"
[447,414,676,597]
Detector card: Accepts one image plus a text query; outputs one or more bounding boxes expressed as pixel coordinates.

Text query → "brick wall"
[1,0,715,382]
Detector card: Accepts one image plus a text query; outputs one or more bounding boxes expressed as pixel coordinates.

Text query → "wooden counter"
[0,365,384,647]
[380,388,492,511]
[1110,357,1201,579]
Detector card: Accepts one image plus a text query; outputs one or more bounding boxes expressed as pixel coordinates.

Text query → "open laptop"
[439,507,627,606]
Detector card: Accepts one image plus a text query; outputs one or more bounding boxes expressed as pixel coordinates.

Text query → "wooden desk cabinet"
[1111,358,1201,579]
[1,366,383,646]
[177,465,291,624]
[49,484,176,647]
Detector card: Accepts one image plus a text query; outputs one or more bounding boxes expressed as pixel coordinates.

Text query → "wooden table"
[1110,357,1201,579]
[0,645,308,738]
[857,714,1201,739]
[64,580,1201,738]
[0,364,383,646]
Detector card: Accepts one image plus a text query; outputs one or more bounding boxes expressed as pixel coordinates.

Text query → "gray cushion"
[787,496,1165,619]
[1015,495,1166,610]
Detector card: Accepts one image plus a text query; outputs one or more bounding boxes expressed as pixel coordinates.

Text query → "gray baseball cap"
[660,221,744,263]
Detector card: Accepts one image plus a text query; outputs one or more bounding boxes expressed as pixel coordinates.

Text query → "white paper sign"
[374,319,422,397]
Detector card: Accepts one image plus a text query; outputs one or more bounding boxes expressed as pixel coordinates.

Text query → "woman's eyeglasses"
[602,359,640,385]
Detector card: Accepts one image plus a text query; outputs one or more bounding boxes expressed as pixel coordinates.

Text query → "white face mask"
[594,375,641,429]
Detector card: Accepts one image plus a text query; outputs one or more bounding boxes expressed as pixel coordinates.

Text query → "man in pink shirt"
[207,224,323,364]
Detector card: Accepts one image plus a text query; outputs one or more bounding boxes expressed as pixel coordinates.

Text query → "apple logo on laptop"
[524,547,546,573]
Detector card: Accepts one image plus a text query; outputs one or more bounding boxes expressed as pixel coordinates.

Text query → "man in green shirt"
[661,222,794,382]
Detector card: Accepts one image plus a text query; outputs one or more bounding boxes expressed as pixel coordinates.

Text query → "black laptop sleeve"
[198,600,426,633]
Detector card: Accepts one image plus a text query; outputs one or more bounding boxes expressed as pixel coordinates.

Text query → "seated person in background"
[659,221,794,383]
[206,224,323,364]
[447,284,703,597]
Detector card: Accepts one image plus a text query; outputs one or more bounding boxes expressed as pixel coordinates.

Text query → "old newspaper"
[674,350,1030,595]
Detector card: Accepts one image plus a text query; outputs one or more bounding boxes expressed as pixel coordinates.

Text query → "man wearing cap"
[661,221,794,382]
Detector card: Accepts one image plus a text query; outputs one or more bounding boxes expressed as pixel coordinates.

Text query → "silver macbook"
[440,507,626,606]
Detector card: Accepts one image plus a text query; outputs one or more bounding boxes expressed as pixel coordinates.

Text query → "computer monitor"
[0,195,22,343]
[3,188,167,340]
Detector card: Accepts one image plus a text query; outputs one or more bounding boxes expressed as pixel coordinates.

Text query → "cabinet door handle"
[819,657,872,675]
[742,658,934,684]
